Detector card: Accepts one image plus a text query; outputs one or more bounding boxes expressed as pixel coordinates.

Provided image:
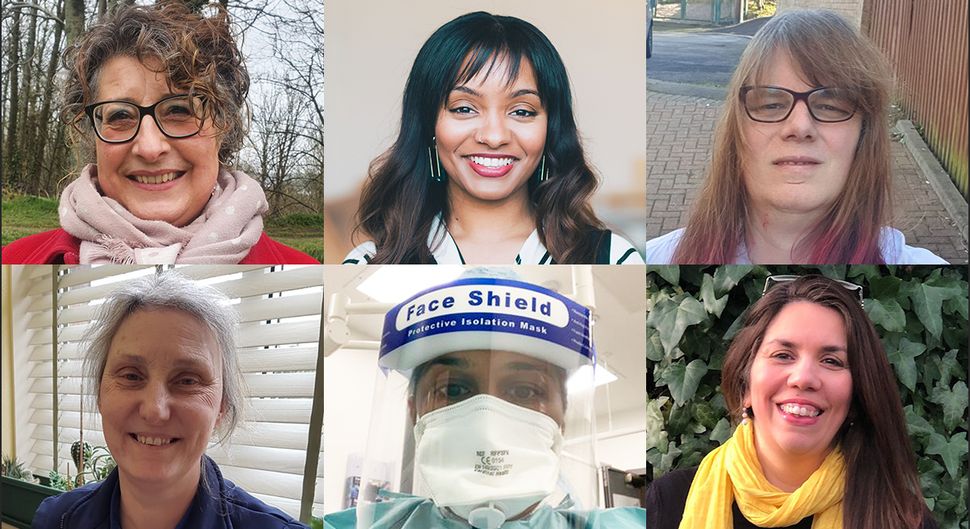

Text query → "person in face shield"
[323,272,646,529]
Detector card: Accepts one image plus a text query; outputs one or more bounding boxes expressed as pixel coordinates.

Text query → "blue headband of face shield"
[379,277,595,373]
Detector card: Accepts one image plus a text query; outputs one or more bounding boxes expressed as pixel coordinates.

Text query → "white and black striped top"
[343,215,643,265]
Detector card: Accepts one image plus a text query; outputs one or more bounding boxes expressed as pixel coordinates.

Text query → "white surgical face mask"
[413,394,563,527]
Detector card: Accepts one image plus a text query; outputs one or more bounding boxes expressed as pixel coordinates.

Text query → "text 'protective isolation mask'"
[413,394,564,528]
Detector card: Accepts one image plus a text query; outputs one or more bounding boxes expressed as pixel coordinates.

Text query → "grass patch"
[269,235,323,262]
[746,0,776,18]
[261,212,323,262]
[2,195,61,245]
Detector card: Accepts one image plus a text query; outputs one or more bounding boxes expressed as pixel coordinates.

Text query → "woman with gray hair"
[33,272,306,529]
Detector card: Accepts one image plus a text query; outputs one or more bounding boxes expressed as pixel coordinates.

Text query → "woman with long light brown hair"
[644,10,946,264]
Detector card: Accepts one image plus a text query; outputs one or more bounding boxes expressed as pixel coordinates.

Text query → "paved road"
[647,27,750,86]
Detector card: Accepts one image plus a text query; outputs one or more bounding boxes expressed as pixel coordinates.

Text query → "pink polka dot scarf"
[59,164,268,264]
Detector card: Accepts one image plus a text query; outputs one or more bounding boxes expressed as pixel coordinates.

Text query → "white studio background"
[323,0,647,260]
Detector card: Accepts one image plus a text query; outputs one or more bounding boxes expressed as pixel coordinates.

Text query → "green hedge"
[646,265,968,529]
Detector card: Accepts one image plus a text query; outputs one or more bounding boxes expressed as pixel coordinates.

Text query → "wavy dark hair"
[62,1,250,167]
[355,11,605,263]
[722,276,930,529]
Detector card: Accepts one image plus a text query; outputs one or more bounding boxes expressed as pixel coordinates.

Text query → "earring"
[428,136,444,183]
[741,406,752,425]
[535,154,549,182]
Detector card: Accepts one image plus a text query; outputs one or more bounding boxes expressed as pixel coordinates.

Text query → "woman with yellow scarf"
[646,275,937,529]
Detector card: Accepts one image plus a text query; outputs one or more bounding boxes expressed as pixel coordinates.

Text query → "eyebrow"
[501,361,551,373]
[764,339,847,354]
[424,356,470,369]
[94,93,180,105]
[450,86,540,99]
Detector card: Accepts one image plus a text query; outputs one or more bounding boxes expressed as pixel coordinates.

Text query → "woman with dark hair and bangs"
[646,275,938,529]
[343,11,643,265]
[643,10,946,265]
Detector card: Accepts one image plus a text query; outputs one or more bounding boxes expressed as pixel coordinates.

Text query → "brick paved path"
[646,90,969,263]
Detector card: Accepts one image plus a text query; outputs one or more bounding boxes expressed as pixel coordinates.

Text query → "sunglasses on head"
[762,274,864,308]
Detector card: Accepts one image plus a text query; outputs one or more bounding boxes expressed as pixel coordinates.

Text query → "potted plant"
[70,440,116,485]
[1,454,63,529]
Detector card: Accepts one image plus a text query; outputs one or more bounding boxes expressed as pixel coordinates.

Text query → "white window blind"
[11,264,324,519]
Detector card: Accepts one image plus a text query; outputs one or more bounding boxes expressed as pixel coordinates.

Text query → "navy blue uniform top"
[33,455,307,529]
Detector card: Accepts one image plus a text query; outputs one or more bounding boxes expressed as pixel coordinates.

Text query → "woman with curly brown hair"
[1,1,317,264]
[342,11,643,265]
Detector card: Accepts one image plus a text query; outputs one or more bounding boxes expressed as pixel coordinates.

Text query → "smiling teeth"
[132,172,178,184]
[470,156,514,168]
[136,435,173,446]
[780,403,821,417]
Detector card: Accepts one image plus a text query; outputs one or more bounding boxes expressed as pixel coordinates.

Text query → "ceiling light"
[357,266,465,303]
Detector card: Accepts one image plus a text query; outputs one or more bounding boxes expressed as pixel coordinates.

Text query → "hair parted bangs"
[62,1,250,167]
[721,275,929,529]
[674,9,893,264]
[357,11,606,264]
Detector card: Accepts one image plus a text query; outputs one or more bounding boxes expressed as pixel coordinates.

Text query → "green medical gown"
[323,494,645,529]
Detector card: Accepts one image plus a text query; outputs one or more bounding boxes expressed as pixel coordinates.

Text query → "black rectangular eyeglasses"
[740,86,857,123]
[763,274,865,308]
[84,94,205,144]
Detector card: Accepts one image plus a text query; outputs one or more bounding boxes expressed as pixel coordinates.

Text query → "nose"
[474,111,511,148]
[780,99,818,141]
[787,357,821,391]
[130,115,170,162]
[138,381,172,424]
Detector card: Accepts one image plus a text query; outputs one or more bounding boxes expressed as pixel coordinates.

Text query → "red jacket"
[2,228,319,264]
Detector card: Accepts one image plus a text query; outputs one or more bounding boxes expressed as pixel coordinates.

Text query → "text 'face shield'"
[355,276,600,529]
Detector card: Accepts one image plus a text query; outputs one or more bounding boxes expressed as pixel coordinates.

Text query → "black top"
[646,467,939,529]
[645,467,814,529]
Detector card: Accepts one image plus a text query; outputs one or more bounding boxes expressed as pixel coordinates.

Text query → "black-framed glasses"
[740,86,857,123]
[84,94,205,143]
[763,274,865,308]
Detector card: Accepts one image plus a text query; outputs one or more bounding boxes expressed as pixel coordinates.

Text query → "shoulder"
[588,506,647,528]
[240,233,320,264]
[879,227,948,264]
[322,507,356,529]
[1,228,79,264]
[221,478,308,528]
[323,496,440,529]
[342,241,377,264]
[645,467,698,529]
[609,233,645,265]
[33,480,107,529]
[643,229,684,265]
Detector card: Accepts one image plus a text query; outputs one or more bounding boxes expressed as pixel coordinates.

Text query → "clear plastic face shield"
[355,276,599,529]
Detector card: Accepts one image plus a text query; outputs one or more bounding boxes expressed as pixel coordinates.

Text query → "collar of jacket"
[58,455,231,529]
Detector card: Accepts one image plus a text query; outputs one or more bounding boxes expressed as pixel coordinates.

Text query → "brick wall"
[776,0,864,27]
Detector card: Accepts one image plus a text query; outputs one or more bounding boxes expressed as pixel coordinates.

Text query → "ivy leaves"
[647,293,706,356]
[660,359,708,406]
